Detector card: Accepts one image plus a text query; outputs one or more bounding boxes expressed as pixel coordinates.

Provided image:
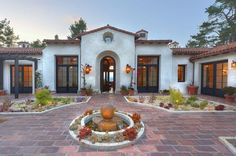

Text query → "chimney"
[136,29,148,40]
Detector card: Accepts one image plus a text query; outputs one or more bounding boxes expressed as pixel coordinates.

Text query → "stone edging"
[219,136,236,155]
[0,96,91,115]
[124,96,235,113]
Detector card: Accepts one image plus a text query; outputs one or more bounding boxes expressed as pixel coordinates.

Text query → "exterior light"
[126,64,132,73]
[84,64,92,74]
[231,61,236,69]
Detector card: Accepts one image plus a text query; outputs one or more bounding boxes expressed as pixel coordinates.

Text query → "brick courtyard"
[0,94,236,156]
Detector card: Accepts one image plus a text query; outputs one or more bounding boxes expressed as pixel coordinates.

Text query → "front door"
[100,56,116,92]
[11,65,32,93]
[201,60,228,97]
[137,56,159,92]
[56,56,78,93]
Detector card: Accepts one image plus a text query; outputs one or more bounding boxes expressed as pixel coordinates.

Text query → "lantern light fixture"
[231,60,236,69]
[126,64,135,74]
[84,64,92,74]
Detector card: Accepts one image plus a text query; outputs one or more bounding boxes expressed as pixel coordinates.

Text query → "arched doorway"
[100,56,116,92]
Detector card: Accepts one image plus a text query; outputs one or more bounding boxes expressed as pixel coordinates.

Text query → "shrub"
[190,102,199,108]
[199,100,208,110]
[215,105,225,111]
[120,85,128,95]
[223,86,236,95]
[123,127,137,141]
[170,88,185,106]
[186,96,198,104]
[35,89,52,106]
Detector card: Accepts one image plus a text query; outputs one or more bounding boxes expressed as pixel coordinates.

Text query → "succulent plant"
[159,102,164,107]
[78,127,92,140]
[123,127,137,141]
[131,113,141,123]
[69,123,78,131]
[84,109,93,116]
[215,105,225,111]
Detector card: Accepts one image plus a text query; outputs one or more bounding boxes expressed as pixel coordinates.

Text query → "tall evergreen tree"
[30,39,46,48]
[0,18,19,47]
[187,0,236,47]
[69,18,87,38]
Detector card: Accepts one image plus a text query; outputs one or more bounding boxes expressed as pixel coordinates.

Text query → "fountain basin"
[69,110,145,150]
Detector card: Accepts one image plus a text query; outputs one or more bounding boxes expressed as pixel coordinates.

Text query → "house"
[0,25,235,98]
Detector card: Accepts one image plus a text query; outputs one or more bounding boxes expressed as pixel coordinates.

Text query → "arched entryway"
[100,56,116,92]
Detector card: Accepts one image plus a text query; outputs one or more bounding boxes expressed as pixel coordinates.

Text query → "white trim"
[219,137,236,155]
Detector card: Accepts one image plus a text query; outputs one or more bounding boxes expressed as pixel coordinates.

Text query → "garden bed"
[0,96,91,114]
[219,137,236,155]
[124,94,236,112]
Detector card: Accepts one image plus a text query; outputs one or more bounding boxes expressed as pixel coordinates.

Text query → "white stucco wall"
[42,45,80,92]
[194,52,236,93]
[80,28,135,92]
[135,45,173,91]
[171,55,193,94]
[3,55,42,94]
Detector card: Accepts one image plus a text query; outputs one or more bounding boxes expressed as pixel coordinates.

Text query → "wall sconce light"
[231,60,236,69]
[84,64,92,74]
[126,64,135,74]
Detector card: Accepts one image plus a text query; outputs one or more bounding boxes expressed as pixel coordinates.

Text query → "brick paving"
[0,94,236,156]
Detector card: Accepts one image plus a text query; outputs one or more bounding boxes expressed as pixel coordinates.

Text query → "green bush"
[170,88,185,106]
[35,89,52,106]
[186,96,198,104]
[199,100,208,110]
[190,102,199,108]
[223,86,236,95]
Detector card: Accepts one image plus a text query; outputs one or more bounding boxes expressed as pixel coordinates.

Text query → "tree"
[0,18,19,47]
[30,39,46,48]
[69,18,87,38]
[187,0,236,47]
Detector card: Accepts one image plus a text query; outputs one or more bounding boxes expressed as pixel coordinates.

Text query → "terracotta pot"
[80,89,87,96]
[100,105,115,120]
[0,90,6,96]
[187,85,198,95]
[120,90,128,96]
[128,89,135,96]
[224,95,235,103]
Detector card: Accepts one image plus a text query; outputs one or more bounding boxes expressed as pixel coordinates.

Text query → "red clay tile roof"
[172,48,210,55]
[190,42,236,61]
[76,25,137,38]
[0,48,42,55]
[44,39,80,44]
[136,40,172,45]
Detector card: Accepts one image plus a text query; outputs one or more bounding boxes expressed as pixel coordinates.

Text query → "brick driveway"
[0,94,236,156]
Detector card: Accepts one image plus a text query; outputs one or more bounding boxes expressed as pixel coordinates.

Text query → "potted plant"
[187,82,199,95]
[128,66,135,96]
[223,86,236,103]
[120,85,128,95]
[80,64,87,96]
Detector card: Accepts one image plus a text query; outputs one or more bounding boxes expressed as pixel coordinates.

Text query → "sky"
[0,0,215,47]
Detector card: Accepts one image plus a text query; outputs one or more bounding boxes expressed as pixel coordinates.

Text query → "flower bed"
[0,96,90,113]
[125,95,236,112]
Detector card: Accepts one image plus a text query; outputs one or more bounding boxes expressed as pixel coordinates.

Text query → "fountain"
[69,105,145,150]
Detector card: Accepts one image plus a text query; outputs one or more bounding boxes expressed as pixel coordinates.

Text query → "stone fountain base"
[69,111,145,150]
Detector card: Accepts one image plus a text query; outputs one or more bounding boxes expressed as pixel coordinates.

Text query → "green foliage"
[199,100,208,110]
[169,88,185,106]
[0,18,19,47]
[223,86,236,95]
[186,96,198,104]
[69,18,87,38]
[35,89,52,106]
[190,102,200,108]
[30,39,46,48]
[35,71,42,89]
[186,0,236,47]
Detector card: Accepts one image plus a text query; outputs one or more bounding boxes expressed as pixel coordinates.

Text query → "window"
[178,65,186,82]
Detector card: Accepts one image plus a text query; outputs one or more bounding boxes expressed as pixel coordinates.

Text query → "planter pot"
[0,90,6,96]
[80,89,87,96]
[187,85,198,95]
[224,95,235,103]
[128,89,135,96]
[120,91,128,96]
